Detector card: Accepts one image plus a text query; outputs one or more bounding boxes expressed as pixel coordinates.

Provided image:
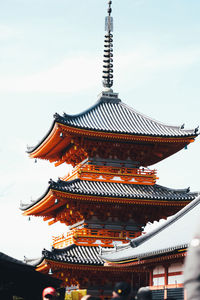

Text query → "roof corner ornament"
[102,0,114,92]
[98,245,102,255]
[194,125,199,134]
[48,178,54,186]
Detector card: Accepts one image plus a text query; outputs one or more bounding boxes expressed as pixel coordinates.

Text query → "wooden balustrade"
[62,163,158,185]
[52,228,141,248]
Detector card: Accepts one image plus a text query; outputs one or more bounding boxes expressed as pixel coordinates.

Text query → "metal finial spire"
[102,0,114,91]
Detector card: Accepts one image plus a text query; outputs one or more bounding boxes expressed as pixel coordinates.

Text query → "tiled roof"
[50,179,196,201]
[42,245,104,266]
[53,96,197,137]
[101,194,200,263]
[20,179,197,211]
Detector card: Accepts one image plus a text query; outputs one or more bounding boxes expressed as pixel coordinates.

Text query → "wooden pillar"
[149,267,153,287]
[164,264,169,286]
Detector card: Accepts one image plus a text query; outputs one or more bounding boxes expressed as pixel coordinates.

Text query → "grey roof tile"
[54,97,197,137]
[42,245,103,266]
[51,179,197,201]
[20,179,197,211]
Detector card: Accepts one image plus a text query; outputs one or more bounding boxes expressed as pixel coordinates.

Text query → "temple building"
[101,194,200,299]
[20,1,199,298]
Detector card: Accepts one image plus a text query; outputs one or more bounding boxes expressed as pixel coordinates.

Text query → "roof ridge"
[61,98,103,119]
[56,96,121,121]
[135,243,189,259]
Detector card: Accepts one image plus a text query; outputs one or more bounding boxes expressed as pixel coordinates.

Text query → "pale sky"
[0,0,200,260]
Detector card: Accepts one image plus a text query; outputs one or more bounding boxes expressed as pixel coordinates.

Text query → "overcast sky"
[0,0,200,260]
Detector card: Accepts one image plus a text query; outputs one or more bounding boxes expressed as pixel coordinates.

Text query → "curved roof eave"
[55,115,197,138]
[58,96,198,135]
[26,96,199,156]
[20,178,197,213]
[20,184,51,211]
[27,119,57,154]
[26,97,107,155]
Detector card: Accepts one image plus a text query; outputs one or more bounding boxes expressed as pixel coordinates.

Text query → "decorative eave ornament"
[102,1,114,92]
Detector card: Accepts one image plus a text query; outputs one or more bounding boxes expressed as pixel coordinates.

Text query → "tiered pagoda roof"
[33,189,200,267]
[20,178,197,222]
[27,95,198,167]
[34,244,136,288]
[21,179,196,211]
[29,96,197,140]
[52,97,196,137]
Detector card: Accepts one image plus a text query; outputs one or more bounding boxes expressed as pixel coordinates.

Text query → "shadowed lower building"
[0,252,61,300]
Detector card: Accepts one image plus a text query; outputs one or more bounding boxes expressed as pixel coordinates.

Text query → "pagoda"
[21,0,198,295]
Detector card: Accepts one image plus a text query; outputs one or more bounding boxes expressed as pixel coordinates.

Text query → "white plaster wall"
[168,274,184,284]
[153,277,165,286]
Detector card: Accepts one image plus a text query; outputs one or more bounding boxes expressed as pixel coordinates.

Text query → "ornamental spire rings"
[102,0,114,91]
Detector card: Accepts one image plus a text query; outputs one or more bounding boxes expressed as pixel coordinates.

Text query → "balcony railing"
[52,228,141,248]
[62,163,158,185]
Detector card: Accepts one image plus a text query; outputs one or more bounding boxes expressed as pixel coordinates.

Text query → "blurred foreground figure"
[112,282,131,300]
[184,228,200,300]
[42,287,58,300]
[135,287,152,300]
